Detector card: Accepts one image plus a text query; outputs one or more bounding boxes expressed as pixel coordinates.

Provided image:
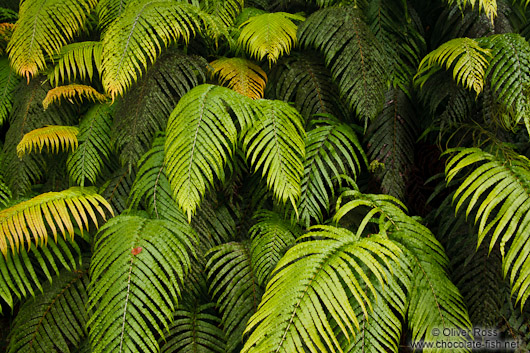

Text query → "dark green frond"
[0,58,20,126]
[100,166,136,214]
[192,197,239,249]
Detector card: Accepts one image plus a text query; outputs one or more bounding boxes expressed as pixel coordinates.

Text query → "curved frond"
[238,12,304,64]
[165,84,254,220]
[243,99,305,211]
[7,0,97,80]
[17,125,79,157]
[7,264,88,353]
[100,166,136,214]
[96,0,133,31]
[298,6,388,120]
[415,37,491,95]
[67,104,113,187]
[0,186,112,255]
[42,84,107,110]
[202,0,243,26]
[210,57,267,99]
[242,225,401,353]
[446,0,497,23]
[0,23,14,55]
[0,58,20,126]
[87,214,195,353]
[48,41,103,86]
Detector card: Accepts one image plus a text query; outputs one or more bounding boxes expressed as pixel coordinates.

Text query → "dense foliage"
[0,0,530,352]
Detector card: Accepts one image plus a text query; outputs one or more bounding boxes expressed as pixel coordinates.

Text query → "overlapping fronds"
[67,104,113,187]
[96,0,133,31]
[210,57,267,99]
[48,41,103,86]
[242,225,401,353]
[0,23,14,55]
[445,147,530,306]
[0,58,20,126]
[368,88,417,200]
[249,210,299,286]
[7,0,97,80]
[17,125,79,157]
[7,264,88,353]
[299,117,365,226]
[446,0,497,23]
[243,99,305,211]
[0,8,18,22]
[100,167,136,214]
[165,84,254,220]
[0,187,112,255]
[298,6,388,120]
[87,214,195,353]
[101,0,222,98]
[202,0,244,26]
[415,37,491,95]
[192,197,239,249]
[42,84,107,110]
[238,12,304,64]
[207,241,263,351]
[113,52,207,168]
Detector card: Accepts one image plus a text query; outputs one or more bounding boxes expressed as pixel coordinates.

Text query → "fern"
[0,58,20,126]
[96,0,133,31]
[0,23,14,55]
[17,125,79,157]
[48,42,103,86]
[446,0,498,23]
[7,263,89,353]
[87,214,195,353]
[100,166,136,214]
[210,57,267,99]
[42,84,107,110]
[202,0,244,26]
[7,0,97,80]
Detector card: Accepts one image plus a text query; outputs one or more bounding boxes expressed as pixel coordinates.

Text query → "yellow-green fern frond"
[0,187,113,255]
[210,57,267,99]
[238,12,305,65]
[415,38,491,95]
[48,41,103,86]
[17,125,79,157]
[0,23,14,55]
[446,0,497,23]
[7,0,98,81]
[42,84,107,109]
[202,0,243,26]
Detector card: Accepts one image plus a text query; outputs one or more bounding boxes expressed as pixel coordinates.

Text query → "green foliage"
[96,0,133,31]
[0,58,19,126]
[210,57,267,99]
[48,41,103,86]
[202,0,244,26]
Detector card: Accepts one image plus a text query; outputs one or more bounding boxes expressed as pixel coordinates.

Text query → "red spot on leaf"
[131,247,143,256]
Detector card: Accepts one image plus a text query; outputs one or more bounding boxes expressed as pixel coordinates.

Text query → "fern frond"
[0,187,112,255]
[67,104,113,187]
[96,0,133,31]
[446,0,497,23]
[298,6,388,120]
[48,41,103,86]
[165,84,254,220]
[7,264,88,353]
[0,23,14,55]
[87,214,195,353]
[238,12,304,65]
[242,225,402,353]
[17,125,79,157]
[415,37,491,95]
[210,57,267,99]
[298,117,365,226]
[0,8,18,22]
[42,84,107,110]
[7,0,97,80]
[0,58,20,126]
[192,197,240,249]
[202,0,243,26]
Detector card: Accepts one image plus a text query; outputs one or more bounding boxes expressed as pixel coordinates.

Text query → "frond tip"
[17,125,79,157]
[42,84,107,109]
[209,57,267,99]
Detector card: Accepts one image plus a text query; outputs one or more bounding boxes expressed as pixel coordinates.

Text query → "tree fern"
[42,85,107,110]
[210,57,267,99]
[48,41,103,87]
[17,125,79,157]
[201,0,244,26]
[0,58,19,126]
[87,214,195,353]
[96,0,133,31]
[7,0,97,80]
[447,0,498,22]
[100,166,136,214]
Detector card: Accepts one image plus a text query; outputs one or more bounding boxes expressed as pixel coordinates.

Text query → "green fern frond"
[7,264,88,353]
[101,0,222,98]
[87,214,195,353]
[202,0,243,26]
[67,104,113,187]
[0,8,18,22]
[210,57,267,99]
[96,0,133,31]
[192,197,240,249]
[249,210,299,286]
[299,117,366,226]
[238,12,304,65]
[0,23,14,56]
[100,166,136,214]
[415,37,491,95]
[298,6,388,120]
[7,0,97,80]
[48,41,103,86]
[242,225,402,353]
[42,84,107,110]
[0,58,20,126]
[446,0,497,23]
[17,125,79,157]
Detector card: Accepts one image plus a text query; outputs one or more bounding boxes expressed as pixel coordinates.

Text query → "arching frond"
[48,41,103,86]
[0,58,20,126]
[67,104,113,187]
[243,99,305,212]
[42,84,107,110]
[100,166,136,214]
[165,84,253,220]
[207,241,262,351]
[242,225,401,353]
[7,0,98,80]
[87,214,195,353]
[415,37,491,95]
[0,187,112,255]
[202,0,243,26]
[298,6,388,120]
[101,0,222,98]
[7,264,88,353]
[210,57,267,99]
[192,197,239,249]
[446,0,497,23]
[249,210,299,286]
[445,147,530,306]
[0,8,18,22]
[0,23,14,55]
[17,125,79,157]
[238,12,304,64]
[96,0,133,31]
[299,117,366,226]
